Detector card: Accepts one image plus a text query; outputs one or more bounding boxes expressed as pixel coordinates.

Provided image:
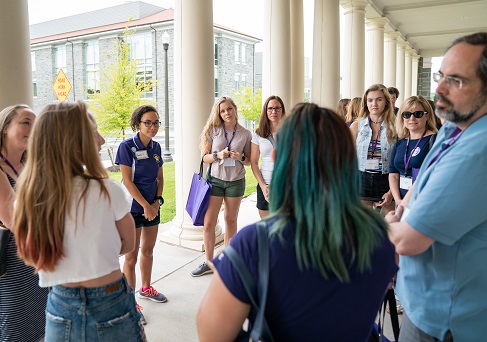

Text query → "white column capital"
[340,0,368,13]
[422,56,433,69]
[365,17,388,30]
[412,54,421,62]
[385,31,401,40]
[405,46,416,55]
[397,38,407,49]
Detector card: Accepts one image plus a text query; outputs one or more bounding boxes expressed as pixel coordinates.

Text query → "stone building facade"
[29,2,260,133]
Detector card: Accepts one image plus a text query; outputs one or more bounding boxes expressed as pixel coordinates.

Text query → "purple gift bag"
[185,161,212,226]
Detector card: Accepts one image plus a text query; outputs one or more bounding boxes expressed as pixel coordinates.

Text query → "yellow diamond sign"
[52,69,72,102]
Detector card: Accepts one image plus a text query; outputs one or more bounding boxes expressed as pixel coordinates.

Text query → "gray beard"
[434,94,485,124]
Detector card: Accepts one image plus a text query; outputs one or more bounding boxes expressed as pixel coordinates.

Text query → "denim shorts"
[360,171,390,202]
[45,276,146,342]
[256,184,269,211]
[210,177,245,197]
[131,211,160,228]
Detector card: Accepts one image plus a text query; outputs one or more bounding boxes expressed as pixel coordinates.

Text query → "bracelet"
[241,155,246,162]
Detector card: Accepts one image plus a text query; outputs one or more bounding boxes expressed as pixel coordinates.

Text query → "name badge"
[223,158,235,167]
[400,175,413,190]
[135,150,149,160]
[365,159,379,170]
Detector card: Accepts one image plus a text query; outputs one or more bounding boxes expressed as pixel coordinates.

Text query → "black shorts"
[256,184,269,211]
[131,211,160,228]
[360,171,390,202]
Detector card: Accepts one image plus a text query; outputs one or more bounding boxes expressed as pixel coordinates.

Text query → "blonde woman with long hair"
[13,101,146,341]
[345,97,362,126]
[350,84,397,214]
[190,96,252,277]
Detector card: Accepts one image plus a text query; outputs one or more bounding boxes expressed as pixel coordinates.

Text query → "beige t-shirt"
[208,125,252,182]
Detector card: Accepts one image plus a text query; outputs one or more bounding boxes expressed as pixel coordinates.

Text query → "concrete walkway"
[121,193,400,341]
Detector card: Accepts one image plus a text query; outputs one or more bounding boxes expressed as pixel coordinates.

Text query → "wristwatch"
[212,151,219,162]
[154,196,164,206]
[241,155,246,162]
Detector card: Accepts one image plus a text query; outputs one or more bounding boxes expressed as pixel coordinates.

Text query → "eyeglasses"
[402,111,426,119]
[140,120,161,128]
[267,107,282,112]
[432,72,471,89]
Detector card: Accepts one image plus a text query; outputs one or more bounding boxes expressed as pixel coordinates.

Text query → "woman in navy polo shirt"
[115,105,167,324]
[389,96,438,204]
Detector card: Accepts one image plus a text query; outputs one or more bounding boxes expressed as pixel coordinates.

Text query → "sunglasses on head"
[402,111,426,119]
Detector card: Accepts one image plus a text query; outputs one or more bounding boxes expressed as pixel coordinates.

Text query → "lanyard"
[223,123,237,150]
[427,127,463,169]
[0,152,20,177]
[403,131,426,175]
[368,117,381,157]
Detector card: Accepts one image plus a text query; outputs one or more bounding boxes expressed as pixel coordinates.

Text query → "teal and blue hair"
[268,103,388,282]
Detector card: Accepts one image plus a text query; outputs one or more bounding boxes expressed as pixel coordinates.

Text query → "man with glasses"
[387,32,487,341]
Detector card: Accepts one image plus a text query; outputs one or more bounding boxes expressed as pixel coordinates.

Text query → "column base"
[162,150,173,162]
[159,217,224,252]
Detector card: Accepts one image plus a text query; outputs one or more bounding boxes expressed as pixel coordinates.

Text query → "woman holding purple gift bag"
[388,96,438,205]
[190,96,251,278]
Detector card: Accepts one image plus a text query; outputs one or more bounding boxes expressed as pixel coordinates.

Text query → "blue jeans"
[45,276,146,342]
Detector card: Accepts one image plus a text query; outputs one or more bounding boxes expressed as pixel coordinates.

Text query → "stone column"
[311,0,340,107]
[396,38,406,105]
[384,31,399,88]
[0,0,32,108]
[340,0,368,98]
[290,0,304,109]
[365,18,387,87]
[411,54,420,96]
[404,46,413,100]
[263,0,291,110]
[161,0,219,251]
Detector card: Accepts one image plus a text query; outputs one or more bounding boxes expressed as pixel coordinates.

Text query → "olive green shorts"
[210,177,245,197]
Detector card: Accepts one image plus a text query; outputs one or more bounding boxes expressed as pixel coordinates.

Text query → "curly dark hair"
[130,105,159,132]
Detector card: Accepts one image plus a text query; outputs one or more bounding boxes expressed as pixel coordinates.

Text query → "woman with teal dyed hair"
[197,103,397,341]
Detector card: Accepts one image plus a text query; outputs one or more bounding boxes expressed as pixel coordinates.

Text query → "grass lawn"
[109,162,257,224]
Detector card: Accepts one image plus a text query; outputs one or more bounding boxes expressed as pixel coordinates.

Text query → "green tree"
[232,86,262,124]
[87,28,155,136]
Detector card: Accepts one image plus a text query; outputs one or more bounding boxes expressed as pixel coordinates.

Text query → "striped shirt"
[0,167,48,342]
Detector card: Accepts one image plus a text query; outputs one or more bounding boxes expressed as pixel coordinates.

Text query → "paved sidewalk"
[121,193,400,341]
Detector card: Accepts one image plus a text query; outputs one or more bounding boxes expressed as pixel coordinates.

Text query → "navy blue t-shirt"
[389,135,435,198]
[115,133,163,213]
[213,219,397,342]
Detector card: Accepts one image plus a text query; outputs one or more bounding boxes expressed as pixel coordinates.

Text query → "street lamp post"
[162,32,173,162]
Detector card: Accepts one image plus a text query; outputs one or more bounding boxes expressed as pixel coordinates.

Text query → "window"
[129,32,153,98]
[33,81,37,97]
[235,73,240,89]
[55,45,66,73]
[86,40,100,94]
[31,52,36,72]
[241,74,246,87]
[214,38,219,66]
[241,44,246,64]
[214,65,219,98]
[234,42,240,64]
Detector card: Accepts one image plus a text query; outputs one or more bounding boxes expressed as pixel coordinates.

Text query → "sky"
[27,0,314,56]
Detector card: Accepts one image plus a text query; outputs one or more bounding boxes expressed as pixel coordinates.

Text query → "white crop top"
[39,177,131,287]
